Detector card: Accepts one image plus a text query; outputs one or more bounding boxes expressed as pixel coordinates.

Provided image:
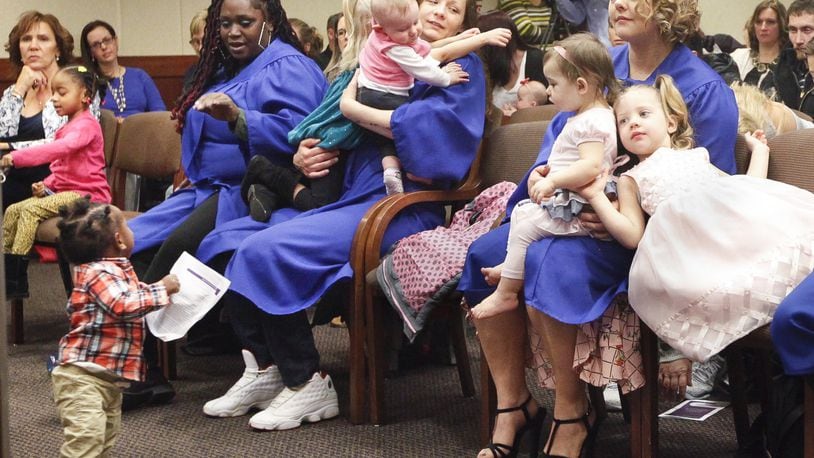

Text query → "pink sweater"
[11,110,111,203]
[359,29,433,88]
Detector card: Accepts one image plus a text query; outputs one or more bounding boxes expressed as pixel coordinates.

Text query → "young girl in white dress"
[579,74,814,362]
[470,33,620,319]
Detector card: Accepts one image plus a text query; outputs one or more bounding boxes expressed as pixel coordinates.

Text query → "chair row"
[348,109,814,456]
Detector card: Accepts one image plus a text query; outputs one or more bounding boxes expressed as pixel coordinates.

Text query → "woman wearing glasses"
[80,20,165,118]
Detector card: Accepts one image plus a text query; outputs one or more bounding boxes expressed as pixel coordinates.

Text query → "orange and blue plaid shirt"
[57,257,170,382]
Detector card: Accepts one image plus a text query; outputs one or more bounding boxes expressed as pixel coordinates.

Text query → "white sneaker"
[249,372,339,430]
[203,350,284,417]
[603,382,623,412]
[686,354,726,400]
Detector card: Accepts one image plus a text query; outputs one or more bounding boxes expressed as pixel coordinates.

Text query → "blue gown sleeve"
[685,80,738,173]
[390,52,486,187]
[138,69,166,112]
[244,55,327,157]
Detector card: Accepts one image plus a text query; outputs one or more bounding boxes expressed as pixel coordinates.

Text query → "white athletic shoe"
[686,354,726,400]
[248,372,339,431]
[603,382,623,412]
[203,350,284,417]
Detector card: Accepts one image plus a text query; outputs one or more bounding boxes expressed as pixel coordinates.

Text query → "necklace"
[106,68,127,113]
[751,52,778,73]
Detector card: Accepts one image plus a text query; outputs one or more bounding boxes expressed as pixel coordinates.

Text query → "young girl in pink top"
[358,0,510,194]
[2,65,111,257]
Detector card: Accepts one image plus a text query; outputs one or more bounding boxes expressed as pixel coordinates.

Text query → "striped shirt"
[498,0,553,45]
[57,258,170,382]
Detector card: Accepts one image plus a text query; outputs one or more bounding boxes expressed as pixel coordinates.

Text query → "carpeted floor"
[6,262,748,457]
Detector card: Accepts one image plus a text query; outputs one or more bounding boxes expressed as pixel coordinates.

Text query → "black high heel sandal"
[483,394,546,458]
[542,402,601,458]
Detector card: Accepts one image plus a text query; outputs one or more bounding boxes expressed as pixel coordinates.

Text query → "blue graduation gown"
[772,272,814,375]
[458,43,739,324]
[129,39,327,253]
[196,52,486,315]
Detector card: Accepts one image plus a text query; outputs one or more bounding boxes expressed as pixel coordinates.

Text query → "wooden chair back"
[99,109,121,167]
[505,104,560,125]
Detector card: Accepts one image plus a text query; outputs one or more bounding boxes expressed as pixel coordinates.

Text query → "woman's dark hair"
[478,10,535,87]
[56,65,105,104]
[290,18,323,61]
[745,1,789,51]
[4,11,74,76]
[173,0,302,130]
[57,199,118,265]
[461,0,479,31]
[80,20,117,79]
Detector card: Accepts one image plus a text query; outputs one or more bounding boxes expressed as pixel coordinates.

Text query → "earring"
[258,22,268,49]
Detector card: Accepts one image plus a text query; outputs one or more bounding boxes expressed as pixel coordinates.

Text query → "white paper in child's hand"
[146,251,230,341]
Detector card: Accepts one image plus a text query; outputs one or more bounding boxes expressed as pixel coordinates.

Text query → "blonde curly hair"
[638,0,701,45]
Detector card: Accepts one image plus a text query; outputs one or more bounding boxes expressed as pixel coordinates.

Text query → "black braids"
[57,199,118,264]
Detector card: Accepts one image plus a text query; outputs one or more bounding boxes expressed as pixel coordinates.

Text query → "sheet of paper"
[146,251,231,341]
[658,399,730,421]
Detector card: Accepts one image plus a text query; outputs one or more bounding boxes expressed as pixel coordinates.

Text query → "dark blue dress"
[772,272,814,375]
[459,43,739,324]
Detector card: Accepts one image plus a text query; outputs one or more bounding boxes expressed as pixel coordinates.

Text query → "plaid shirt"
[57,257,170,382]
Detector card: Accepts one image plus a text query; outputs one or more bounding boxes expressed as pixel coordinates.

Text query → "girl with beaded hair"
[123,0,327,409]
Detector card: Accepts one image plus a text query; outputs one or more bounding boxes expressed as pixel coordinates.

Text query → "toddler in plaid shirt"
[52,199,179,457]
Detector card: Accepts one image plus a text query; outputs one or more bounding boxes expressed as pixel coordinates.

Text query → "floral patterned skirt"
[527,294,645,394]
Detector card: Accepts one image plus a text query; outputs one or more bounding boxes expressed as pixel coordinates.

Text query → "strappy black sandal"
[542,403,601,458]
[483,394,546,458]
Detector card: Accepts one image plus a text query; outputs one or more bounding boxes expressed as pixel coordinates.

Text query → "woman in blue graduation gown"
[462,0,740,456]
[196,0,485,431]
[124,0,326,406]
[772,272,814,376]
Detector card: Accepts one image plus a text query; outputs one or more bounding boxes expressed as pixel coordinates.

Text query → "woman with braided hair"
[123,0,326,409]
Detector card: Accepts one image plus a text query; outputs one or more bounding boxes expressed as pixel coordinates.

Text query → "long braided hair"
[172,0,302,130]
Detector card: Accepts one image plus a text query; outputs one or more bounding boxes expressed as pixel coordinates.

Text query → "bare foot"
[481,264,503,286]
[470,289,519,320]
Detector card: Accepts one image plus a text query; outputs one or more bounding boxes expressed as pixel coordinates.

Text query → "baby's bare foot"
[470,289,519,319]
[481,264,503,286]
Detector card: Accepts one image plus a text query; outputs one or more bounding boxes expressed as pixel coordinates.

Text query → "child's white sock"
[383,167,403,195]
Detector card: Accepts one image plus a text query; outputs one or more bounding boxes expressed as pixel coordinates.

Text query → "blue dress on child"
[458,43,739,324]
[195,52,486,315]
[128,39,327,253]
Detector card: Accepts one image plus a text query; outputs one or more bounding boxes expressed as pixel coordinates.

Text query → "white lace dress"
[625,147,814,362]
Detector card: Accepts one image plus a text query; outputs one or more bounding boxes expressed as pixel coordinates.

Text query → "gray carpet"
[6,262,747,457]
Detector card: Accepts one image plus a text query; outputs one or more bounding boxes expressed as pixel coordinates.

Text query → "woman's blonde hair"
[325,0,372,81]
[730,81,773,134]
[543,33,621,105]
[617,75,694,149]
[639,0,701,45]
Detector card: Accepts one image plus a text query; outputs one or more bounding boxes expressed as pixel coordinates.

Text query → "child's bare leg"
[470,276,523,319]
[481,263,504,286]
[381,155,403,195]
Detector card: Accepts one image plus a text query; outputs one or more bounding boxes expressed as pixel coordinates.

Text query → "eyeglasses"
[89,36,115,50]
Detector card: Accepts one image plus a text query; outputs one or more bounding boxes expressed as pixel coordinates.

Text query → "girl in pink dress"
[2,65,110,257]
[580,74,814,362]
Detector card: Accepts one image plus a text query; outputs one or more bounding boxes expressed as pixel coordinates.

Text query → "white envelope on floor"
[146,251,231,341]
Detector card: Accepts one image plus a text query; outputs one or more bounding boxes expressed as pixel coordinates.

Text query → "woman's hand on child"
[530,177,556,203]
[31,181,47,197]
[480,28,512,48]
[161,274,180,295]
[443,63,469,85]
[294,138,339,179]
[193,92,241,124]
[527,164,551,191]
